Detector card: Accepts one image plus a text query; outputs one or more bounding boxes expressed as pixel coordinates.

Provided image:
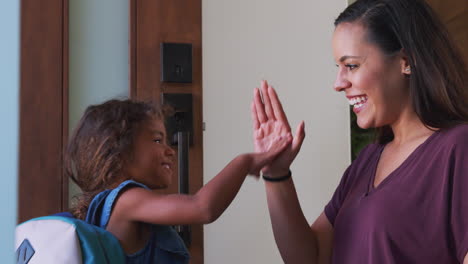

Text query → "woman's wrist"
[262,169,292,182]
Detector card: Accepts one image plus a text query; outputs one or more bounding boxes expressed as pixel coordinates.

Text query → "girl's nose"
[165,145,176,156]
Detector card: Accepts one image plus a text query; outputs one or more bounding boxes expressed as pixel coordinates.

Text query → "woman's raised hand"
[251,80,305,178]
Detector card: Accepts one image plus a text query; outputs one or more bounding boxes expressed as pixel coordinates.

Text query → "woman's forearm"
[265,177,319,264]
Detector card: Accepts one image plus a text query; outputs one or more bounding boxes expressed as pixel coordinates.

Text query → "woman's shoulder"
[344,142,382,179]
[444,123,468,135]
[354,142,383,161]
[436,124,468,146]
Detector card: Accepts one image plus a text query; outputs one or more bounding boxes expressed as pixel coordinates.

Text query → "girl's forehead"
[144,118,166,131]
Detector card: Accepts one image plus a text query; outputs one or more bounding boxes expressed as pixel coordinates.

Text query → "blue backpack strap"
[86,180,149,228]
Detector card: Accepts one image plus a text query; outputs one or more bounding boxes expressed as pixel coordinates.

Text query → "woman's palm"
[252,81,305,176]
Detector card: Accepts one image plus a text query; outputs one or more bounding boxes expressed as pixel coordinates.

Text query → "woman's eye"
[345,64,358,70]
[153,139,162,143]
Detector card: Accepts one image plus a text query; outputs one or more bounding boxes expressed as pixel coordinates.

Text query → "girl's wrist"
[238,153,257,174]
[261,168,290,178]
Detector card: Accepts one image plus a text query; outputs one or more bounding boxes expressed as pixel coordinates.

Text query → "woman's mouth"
[348,95,368,113]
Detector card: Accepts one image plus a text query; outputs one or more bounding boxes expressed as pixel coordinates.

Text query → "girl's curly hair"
[65,99,168,219]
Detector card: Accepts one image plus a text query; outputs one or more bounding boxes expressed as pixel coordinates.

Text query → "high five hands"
[251,80,305,178]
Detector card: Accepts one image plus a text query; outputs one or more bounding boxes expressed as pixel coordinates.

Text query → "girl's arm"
[113,134,291,226]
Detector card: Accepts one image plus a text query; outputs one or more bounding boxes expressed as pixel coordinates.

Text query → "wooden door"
[426,0,468,70]
[19,0,69,222]
[129,1,204,263]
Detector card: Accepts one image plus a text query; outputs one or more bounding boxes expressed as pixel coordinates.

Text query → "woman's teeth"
[349,96,368,108]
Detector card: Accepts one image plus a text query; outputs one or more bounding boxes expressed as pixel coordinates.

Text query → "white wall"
[68,0,129,201]
[202,1,350,263]
[0,1,19,262]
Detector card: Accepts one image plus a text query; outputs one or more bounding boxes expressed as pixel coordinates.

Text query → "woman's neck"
[389,108,435,146]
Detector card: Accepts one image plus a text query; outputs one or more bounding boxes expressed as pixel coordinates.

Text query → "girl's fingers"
[250,167,261,177]
[261,80,276,121]
[254,88,267,123]
[268,86,291,131]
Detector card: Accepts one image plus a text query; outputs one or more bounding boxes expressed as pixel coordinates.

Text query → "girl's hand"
[248,133,292,176]
[251,80,305,178]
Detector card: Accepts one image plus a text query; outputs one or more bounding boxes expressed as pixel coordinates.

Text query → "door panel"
[19,0,68,222]
[129,1,204,263]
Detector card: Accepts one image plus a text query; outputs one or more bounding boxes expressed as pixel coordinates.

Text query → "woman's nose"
[334,71,351,92]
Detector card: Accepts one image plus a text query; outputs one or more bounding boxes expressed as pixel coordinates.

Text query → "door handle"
[162,93,193,247]
[175,131,191,247]
[162,93,193,146]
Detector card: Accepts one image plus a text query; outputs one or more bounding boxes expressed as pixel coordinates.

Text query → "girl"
[65,99,291,263]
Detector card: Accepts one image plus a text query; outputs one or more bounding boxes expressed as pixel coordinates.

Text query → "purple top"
[325,124,468,264]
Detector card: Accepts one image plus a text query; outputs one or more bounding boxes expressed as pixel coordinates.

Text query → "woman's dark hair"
[335,0,468,143]
[65,99,167,220]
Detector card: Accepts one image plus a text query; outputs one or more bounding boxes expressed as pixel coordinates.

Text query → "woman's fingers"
[268,86,291,132]
[254,88,267,123]
[251,100,260,130]
[261,80,276,121]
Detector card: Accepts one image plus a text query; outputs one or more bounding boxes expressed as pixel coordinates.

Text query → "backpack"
[15,215,126,264]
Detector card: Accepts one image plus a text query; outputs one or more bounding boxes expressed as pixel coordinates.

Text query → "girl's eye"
[153,139,162,143]
[345,64,358,70]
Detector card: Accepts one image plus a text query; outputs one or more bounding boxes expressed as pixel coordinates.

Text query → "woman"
[251,0,468,263]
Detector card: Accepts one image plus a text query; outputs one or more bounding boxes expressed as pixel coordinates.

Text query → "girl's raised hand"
[248,133,292,177]
[251,80,305,178]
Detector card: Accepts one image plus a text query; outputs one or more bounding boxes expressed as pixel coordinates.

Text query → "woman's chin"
[356,119,372,130]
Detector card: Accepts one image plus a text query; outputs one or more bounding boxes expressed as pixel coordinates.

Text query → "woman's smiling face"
[332,22,411,129]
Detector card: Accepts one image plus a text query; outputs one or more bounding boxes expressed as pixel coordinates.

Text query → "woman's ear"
[399,49,411,75]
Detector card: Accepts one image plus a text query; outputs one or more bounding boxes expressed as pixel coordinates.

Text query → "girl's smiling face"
[332,22,411,129]
[126,118,175,189]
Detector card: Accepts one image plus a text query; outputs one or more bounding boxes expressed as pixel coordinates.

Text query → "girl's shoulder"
[110,180,156,212]
[116,180,151,191]
[86,180,152,227]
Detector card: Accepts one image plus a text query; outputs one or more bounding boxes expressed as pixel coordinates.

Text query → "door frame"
[19,0,69,222]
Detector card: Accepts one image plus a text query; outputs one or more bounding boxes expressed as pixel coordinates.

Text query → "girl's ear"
[399,49,411,75]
